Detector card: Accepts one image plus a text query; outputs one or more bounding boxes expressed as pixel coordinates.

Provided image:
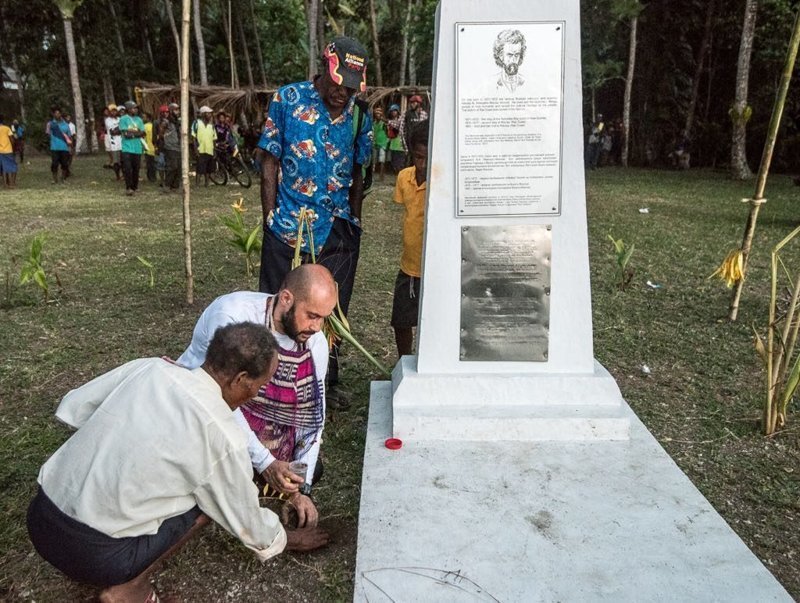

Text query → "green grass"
[1,158,799,600]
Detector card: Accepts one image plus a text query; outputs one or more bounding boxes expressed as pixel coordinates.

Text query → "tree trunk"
[235,0,254,88]
[398,0,412,86]
[61,17,88,154]
[143,22,156,70]
[731,0,758,180]
[408,0,421,85]
[86,96,99,152]
[367,0,383,86]
[683,0,715,142]
[248,0,268,87]
[220,0,239,88]
[165,0,182,79]
[305,0,319,79]
[193,0,208,86]
[103,76,114,106]
[621,14,638,167]
[107,0,132,98]
[181,0,194,304]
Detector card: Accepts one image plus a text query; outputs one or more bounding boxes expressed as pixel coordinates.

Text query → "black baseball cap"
[323,37,368,92]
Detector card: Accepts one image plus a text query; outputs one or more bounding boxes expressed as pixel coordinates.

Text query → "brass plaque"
[460,225,551,361]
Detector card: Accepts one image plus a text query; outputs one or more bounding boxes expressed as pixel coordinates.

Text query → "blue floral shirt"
[258,80,373,254]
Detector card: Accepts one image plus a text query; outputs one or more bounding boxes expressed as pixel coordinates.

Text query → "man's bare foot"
[285,526,330,552]
[98,576,154,602]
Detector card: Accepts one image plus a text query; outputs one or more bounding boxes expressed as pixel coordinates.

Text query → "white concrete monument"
[391,0,627,441]
[354,1,792,600]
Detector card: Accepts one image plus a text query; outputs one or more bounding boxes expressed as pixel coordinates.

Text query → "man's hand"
[262,460,302,495]
[285,526,329,552]
[285,493,318,528]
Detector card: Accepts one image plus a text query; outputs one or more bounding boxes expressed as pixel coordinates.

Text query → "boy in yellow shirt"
[391,120,428,356]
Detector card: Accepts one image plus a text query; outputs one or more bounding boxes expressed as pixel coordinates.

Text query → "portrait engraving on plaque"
[455,22,565,217]
[460,224,551,361]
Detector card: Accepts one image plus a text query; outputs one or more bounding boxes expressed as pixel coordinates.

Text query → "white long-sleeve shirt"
[40,357,286,561]
[177,291,328,484]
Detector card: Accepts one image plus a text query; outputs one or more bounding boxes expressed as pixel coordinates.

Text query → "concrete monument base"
[392,356,630,441]
[354,382,791,602]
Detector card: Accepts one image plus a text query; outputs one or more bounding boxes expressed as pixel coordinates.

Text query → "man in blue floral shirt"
[258,36,372,403]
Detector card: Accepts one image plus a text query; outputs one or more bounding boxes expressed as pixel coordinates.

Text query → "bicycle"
[209,146,252,188]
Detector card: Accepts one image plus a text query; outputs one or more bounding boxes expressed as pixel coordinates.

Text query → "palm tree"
[53,0,88,154]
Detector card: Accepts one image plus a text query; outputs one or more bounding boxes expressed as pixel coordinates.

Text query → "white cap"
[199,105,213,114]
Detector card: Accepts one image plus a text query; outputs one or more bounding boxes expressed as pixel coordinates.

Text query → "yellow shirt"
[393,166,427,278]
[192,120,216,155]
[0,125,13,154]
[144,122,155,156]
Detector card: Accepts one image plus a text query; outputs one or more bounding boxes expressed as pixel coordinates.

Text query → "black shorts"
[50,150,70,172]
[196,153,214,175]
[27,486,201,586]
[391,270,420,328]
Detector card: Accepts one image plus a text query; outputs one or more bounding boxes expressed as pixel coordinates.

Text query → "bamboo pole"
[729,9,800,321]
[181,0,194,305]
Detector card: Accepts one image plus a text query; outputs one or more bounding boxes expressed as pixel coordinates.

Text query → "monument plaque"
[455,21,565,217]
[460,224,551,361]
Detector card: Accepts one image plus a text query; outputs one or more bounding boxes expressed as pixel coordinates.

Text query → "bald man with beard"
[178,264,338,529]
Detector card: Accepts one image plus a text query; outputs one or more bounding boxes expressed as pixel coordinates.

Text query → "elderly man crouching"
[27,323,327,603]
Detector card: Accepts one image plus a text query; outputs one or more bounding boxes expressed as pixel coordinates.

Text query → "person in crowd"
[400,94,428,160]
[11,118,25,164]
[101,106,112,168]
[27,322,328,603]
[158,102,181,193]
[256,36,372,408]
[192,106,216,186]
[214,110,237,158]
[0,115,18,188]
[46,107,72,184]
[104,104,122,180]
[386,103,405,174]
[178,264,338,530]
[119,101,146,196]
[372,105,389,181]
[391,121,428,357]
[585,113,604,170]
[143,112,158,183]
[64,113,77,157]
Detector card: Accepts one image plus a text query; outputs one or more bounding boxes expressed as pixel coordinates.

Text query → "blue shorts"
[0,153,17,174]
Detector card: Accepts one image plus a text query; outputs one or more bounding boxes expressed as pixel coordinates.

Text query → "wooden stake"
[181,0,194,305]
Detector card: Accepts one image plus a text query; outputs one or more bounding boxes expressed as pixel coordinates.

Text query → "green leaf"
[245,226,260,253]
[779,352,800,412]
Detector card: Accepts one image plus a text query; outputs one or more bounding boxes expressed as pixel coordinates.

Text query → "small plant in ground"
[137,256,155,288]
[292,207,391,378]
[19,233,50,303]
[753,224,800,435]
[219,198,262,277]
[608,234,635,290]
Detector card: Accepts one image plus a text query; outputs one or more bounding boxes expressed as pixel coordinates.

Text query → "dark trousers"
[27,487,200,587]
[122,152,141,191]
[164,149,181,190]
[259,217,361,385]
[145,154,157,182]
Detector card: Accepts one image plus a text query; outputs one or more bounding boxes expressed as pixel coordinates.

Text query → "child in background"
[391,120,428,357]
